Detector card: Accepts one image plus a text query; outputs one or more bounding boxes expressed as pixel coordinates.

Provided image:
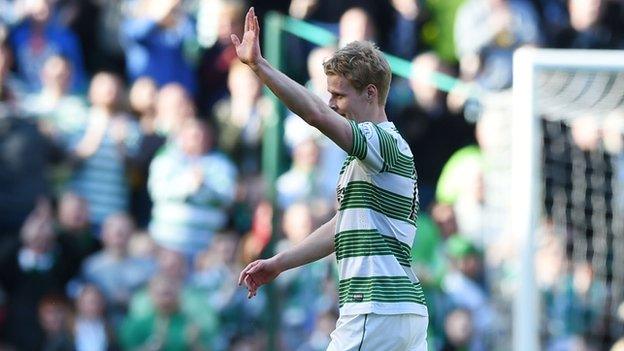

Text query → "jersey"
[334,120,427,317]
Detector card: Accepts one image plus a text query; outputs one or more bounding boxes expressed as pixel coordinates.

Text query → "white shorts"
[326,313,428,351]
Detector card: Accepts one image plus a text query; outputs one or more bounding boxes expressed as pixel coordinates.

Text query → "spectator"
[55,192,100,280]
[387,0,427,60]
[128,247,221,348]
[276,202,336,351]
[553,0,622,49]
[148,118,237,255]
[38,294,74,351]
[122,0,198,94]
[0,43,25,109]
[127,77,166,228]
[0,112,60,238]
[197,0,245,113]
[442,235,493,351]
[283,46,346,207]
[72,284,117,351]
[276,138,329,213]
[192,232,241,327]
[396,51,475,209]
[154,83,195,138]
[192,231,268,349]
[120,274,204,350]
[80,213,155,324]
[440,307,474,351]
[213,60,267,175]
[9,0,86,92]
[338,7,376,48]
[454,0,541,90]
[0,203,73,350]
[68,72,141,227]
[296,309,339,351]
[287,0,393,42]
[20,55,87,144]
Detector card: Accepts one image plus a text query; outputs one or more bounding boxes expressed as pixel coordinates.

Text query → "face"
[58,193,89,231]
[39,303,67,333]
[41,56,71,92]
[156,85,194,135]
[151,279,180,314]
[327,74,369,122]
[22,217,55,253]
[89,74,120,109]
[179,122,211,156]
[157,249,187,279]
[102,215,132,251]
[129,78,157,115]
[77,285,105,319]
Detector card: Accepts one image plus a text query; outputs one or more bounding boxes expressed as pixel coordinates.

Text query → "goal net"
[510,48,624,351]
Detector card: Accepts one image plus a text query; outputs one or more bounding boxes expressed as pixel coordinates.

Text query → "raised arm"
[238,214,337,298]
[230,7,353,154]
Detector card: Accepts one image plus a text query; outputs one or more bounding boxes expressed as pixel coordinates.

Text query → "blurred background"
[0,0,623,350]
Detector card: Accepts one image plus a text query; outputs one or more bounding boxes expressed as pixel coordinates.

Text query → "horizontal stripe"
[340,181,414,224]
[84,151,121,164]
[74,167,126,183]
[79,164,124,179]
[369,171,416,199]
[339,301,428,317]
[72,178,128,197]
[337,208,416,247]
[73,186,128,206]
[338,276,426,307]
[335,229,411,267]
[337,254,414,281]
[90,205,127,219]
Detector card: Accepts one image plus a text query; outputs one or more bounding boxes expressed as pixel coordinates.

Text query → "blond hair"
[323,41,391,105]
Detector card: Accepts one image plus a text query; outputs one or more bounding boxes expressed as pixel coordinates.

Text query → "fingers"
[244,275,259,298]
[238,260,260,285]
[254,15,260,36]
[244,8,250,33]
[238,261,251,285]
[230,34,240,46]
[245,7,255,33]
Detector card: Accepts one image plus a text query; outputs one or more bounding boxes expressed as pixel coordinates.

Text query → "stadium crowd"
[0,0,623,350]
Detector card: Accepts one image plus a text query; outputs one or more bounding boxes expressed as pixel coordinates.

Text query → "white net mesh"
[483,64,624,349]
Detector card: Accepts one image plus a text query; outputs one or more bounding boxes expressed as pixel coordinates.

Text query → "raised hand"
[230,7,262,68]
[238,257,281,299]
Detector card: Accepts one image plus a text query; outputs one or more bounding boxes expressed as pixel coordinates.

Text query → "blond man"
[234,8,428,350]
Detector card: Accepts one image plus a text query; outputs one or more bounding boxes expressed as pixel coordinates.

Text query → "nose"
[328,99,337,111]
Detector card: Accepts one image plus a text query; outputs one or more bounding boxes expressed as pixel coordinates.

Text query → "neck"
[107,248,127,260]
[95,105,115,116]
[43,87,64,101]
[365,105,388,124]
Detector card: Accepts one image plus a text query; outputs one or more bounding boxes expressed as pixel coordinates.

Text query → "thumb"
[231,34,241,46]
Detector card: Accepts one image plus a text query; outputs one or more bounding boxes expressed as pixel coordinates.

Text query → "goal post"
[512,48,624,351]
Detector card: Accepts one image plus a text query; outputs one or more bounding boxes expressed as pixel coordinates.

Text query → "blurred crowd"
[0,0,623,350]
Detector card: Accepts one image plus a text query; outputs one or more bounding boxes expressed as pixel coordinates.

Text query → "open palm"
[231,7,262,67]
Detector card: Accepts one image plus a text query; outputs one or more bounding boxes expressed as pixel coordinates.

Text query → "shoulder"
[355,121,377,140]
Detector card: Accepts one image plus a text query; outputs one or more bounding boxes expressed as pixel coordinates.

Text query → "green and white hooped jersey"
[334,120,427,317]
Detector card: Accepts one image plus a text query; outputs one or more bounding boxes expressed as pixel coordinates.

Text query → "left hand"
[230,7,263,70]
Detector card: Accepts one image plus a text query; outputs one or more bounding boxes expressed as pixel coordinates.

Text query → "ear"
[366,84,377,102]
